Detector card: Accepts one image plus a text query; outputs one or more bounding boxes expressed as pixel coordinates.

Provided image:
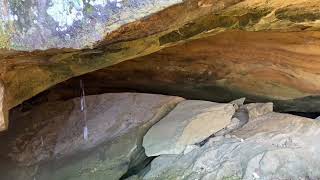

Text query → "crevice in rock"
[120,156,155,180]
[195,104,250,147]
[11,78,320,125]
[284,112,320,119]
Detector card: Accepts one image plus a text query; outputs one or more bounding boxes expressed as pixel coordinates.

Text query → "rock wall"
[1,0,320,130]
[43,31,320,112]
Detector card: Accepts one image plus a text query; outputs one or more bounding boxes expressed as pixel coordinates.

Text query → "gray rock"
[215,106,249,137]
[216,102,273,136]
[124,175,142,180]
[183,145,200,155]
[143,100,235,156]
[143,112,320,180]
[0,0,182,51]
[229,97,246,109]
[2,93,184,180]
[244,102,273,120]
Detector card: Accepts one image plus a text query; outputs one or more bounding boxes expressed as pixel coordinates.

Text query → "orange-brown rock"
[48,31,320,112]
[2,0,320,130]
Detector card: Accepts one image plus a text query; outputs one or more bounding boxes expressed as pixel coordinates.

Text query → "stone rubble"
[0,93,319,180]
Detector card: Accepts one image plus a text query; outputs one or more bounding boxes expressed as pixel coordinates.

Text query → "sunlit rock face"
[1,0,320,130]
[0,0,183,50]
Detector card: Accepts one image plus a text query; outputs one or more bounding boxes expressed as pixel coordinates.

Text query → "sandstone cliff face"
[1,0,320,130]
[44,31,320,112]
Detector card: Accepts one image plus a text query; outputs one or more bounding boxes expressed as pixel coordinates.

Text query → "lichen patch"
[47,0,84,27]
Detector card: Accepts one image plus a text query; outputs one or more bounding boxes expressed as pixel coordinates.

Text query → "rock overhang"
[1,0,320,131]
[0,0,184,51]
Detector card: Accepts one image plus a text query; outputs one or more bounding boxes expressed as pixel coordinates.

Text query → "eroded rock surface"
[50,31,320,113]
[214,105,249,137]
[142,112,320,180]
[143,100,235,156]
[244,102,274,120]
[1,93,319,179]
[0,0,184,51]
[1,0,320,130]
[0,93,184,180]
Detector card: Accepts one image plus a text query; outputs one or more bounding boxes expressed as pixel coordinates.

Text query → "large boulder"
[143,100,235,156]
[142,112,320,179]
[0,93,184,180]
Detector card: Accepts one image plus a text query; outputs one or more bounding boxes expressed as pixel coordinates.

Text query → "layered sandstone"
[1,0,320,130]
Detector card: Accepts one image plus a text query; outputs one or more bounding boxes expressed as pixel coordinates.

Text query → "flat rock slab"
[143,100,235,156]
[1,93,184,180]
[142,112,320,180]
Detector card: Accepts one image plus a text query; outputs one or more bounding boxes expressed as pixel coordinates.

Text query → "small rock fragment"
[244,102,273,120]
